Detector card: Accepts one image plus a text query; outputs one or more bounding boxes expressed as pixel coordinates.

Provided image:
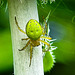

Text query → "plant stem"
[8,0,44,75]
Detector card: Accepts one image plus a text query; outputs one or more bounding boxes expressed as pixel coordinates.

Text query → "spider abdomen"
[26,19,42,40]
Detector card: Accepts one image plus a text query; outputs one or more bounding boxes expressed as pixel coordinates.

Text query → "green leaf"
[43,51,55,72]
[0,0,4,7]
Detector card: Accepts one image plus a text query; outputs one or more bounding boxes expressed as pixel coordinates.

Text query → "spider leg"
[21,38,29,41]
[29,43,33,67]
[40,36,52,40]
[15,16,26,34]
[40,40,50,52]
[42,16,47,35]
[19,40,30,51]
[42,27,46,35]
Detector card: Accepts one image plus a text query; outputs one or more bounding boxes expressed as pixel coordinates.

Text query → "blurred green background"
[0,0,75,75]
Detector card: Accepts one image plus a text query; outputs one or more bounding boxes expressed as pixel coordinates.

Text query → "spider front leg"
[19,40,30,51]
[40,40,50,52]
[29,43,33,67]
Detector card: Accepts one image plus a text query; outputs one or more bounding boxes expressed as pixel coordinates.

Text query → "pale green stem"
[8,0,44,75]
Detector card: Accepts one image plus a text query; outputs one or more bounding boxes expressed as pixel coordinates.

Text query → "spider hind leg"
[15,16,26,34]
[40,36,52,40]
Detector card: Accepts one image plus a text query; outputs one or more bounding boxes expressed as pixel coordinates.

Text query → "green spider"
[15,16,52,67]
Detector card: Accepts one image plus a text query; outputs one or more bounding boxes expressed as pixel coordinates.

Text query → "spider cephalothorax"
[15,16,51,67]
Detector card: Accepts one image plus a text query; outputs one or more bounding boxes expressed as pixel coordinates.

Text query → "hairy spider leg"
[40,36,52,40]
[15,16,26,34]
[29,43,33,67]
[19,40,30,51]
[21,38,29,41]
[40,40,50,52]
[42,16,47,35]
[42,27,46,35]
